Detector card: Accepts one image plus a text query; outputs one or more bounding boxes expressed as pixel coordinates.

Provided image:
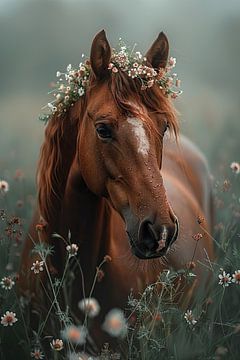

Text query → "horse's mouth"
[128,218,179,260]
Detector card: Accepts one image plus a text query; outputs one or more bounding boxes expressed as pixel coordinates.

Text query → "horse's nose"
[137,218,178,257]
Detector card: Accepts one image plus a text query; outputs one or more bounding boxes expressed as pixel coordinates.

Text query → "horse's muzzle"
[128,218,179,259]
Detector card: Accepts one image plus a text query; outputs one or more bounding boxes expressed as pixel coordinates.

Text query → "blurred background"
[0,0,240,182]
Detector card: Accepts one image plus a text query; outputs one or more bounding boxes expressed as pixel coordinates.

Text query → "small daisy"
[78,87,85,97]
[230,162,240,174]
[50,339,64,351]
[102,308,127,338]
[232,270,240,285]
[30,349,44,359]
[168,57,176,68]
[184,310,197,326]
[31,260,44,274]
[61,325,87,345]
[0,276,15,290]
[78,298,100,318]
[0,180,9,193]
[66,244,79,258]
[1,311,18,326]
[218,270,232,287]
[192,232,203,241]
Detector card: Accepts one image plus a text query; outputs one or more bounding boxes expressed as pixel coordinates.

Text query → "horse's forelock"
[108,70,179,138]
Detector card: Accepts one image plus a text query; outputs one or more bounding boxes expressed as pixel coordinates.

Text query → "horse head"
[74,30,179,259]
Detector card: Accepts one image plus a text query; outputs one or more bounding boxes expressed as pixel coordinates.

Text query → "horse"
[19,30,214,351]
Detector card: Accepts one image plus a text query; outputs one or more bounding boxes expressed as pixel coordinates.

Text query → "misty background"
[0,0,240,183]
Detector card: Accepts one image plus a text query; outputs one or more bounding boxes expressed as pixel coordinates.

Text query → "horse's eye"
[96,124,112,139]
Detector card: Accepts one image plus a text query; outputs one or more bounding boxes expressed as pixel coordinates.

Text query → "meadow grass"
[0,164,240,360]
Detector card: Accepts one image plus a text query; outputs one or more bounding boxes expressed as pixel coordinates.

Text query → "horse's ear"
[90,29,111,78]
[146,32,169,69]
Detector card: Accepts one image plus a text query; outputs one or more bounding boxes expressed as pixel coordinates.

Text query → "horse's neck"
[59,177,111,270]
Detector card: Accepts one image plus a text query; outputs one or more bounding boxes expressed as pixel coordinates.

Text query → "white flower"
[135,51,142,60]
[230,162,240,174]
[232,270,240,284]
[218,270,232,287]
[66,244,79,258]
[50,339,64,351]
[0,276,15,290]
[56,71,61,77]
[47,103,57,113]
[0,180,9,193]
[78,87,85,97]
[78,298,100,318]
[67,64,72,72]
[102,308,127,338]
[30,349,44,359]
[31,260,44,274]
[1,311,18,326]
[184,310,197,326]
[168,57,176,68]
[61,325,87,345]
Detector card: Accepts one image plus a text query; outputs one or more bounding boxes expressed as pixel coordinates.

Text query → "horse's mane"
[37,71,178,224]
[37,98,85,224]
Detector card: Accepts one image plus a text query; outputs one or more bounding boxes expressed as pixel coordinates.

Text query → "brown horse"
[19,30,214,349]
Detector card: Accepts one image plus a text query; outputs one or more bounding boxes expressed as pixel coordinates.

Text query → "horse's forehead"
[126,117,150,157]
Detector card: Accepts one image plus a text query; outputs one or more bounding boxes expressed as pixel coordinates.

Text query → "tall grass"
[0,162,240,359]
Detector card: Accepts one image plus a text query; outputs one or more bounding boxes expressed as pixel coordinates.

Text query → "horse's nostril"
[138,220,158,251]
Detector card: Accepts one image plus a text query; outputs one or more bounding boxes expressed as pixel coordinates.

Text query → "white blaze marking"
[127,117,150,156]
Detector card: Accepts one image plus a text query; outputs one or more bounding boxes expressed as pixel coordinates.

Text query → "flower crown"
[39,40,182,123]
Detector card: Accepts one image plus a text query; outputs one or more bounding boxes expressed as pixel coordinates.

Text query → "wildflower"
[104,255,112,263]
[67,64,72,72]
[175,79,181,87]
[0,276,15,290]
[50,339,64,351]
[1,311,18,326]
[30,349,44,359]
[147,79,154,88]
[197,215,204,224]
[56,71,61,77]
[192,232,203,241]
[31,260,44,274]
[222,179,231,192]
[96,268,105,282]
[36,223,46,232]
[153,312,162,322]
[0,180,9,193]
[230,162,240,174]
[168,57,176,68]
[218,270,231,287]
[102,308,127,338]
[112,66,118,73]
[47,103,57,113]
[61,325,87,345]
[78,87,85,97]
[232,270,240,285]
[78,298,100,318]
[186,261,196,270]
[66,243,79,258]
[184,310,197,326]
